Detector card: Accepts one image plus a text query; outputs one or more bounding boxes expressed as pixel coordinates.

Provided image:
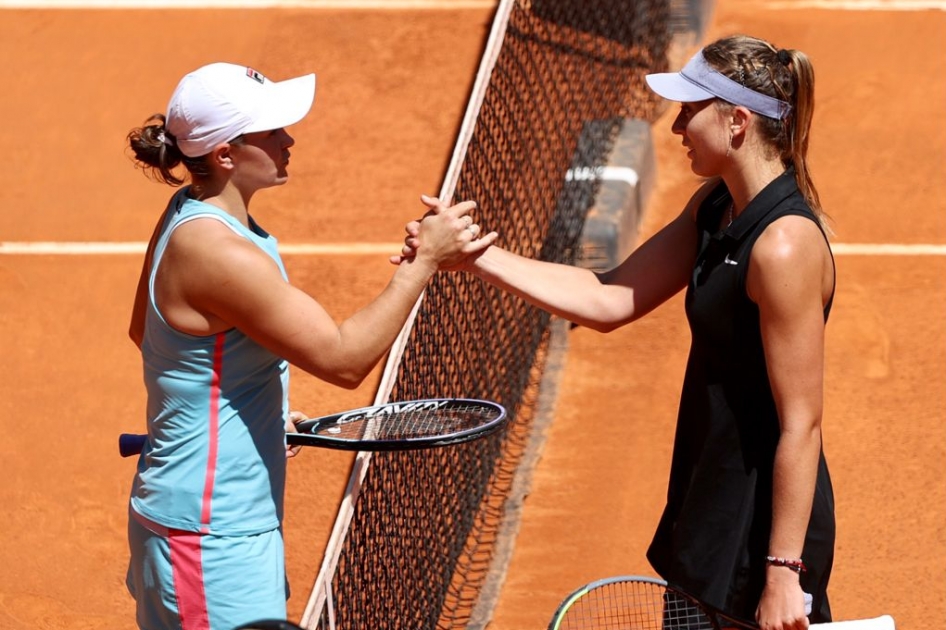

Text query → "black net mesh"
[311,1,678,628]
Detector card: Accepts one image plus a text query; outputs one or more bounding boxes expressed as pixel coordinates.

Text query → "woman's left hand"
[285,410,306,458]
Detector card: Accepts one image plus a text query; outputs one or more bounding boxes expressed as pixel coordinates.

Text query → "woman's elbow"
[312,370,364,390]
[129,328,143,349]
[588,318,626,334]
[574,307,632,333]
[312,363,372,390]
[573,292,636,333]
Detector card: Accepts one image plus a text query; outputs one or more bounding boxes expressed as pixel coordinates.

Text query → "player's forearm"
[768,422,822,562]
[326,257,439,387]
[470,246,625,331]
[761,426,821,627]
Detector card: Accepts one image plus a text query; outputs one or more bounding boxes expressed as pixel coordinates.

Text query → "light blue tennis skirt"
[126,509,289,630]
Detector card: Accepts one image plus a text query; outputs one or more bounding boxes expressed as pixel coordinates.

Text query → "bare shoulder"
[164,216,282,283]
[752,214,829,266]
[155,216,291,334]
[748,214,833,306]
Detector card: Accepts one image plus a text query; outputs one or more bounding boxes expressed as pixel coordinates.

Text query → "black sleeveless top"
[646,170,836,623]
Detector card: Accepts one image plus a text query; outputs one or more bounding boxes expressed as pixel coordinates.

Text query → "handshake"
[389,194,498,270]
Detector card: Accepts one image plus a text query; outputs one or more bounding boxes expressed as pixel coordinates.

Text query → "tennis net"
[302,1,683,628]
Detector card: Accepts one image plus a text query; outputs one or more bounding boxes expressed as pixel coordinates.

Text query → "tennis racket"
[548,575,895,630]
[119,397,507,456]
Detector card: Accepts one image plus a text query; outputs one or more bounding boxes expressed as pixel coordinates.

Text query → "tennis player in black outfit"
[401,35,836,630]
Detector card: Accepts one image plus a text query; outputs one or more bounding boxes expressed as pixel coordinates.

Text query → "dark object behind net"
[312,1,673,628]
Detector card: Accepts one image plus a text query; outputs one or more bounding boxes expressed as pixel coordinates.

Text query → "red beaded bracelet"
[766,555,807,573]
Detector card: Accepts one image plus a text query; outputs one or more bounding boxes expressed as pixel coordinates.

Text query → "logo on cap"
[246,68,266,84]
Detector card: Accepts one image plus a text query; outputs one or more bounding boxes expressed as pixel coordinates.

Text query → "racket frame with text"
[289,397,506,451]
[118,397,507,456]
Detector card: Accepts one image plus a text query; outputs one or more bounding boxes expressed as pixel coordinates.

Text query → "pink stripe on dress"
[169,529,211,630]
[199,333,225,533]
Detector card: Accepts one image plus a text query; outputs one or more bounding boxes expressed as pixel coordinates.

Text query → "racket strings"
[663,591,716,629]
[555,581,715,630]
[314,402,498,442]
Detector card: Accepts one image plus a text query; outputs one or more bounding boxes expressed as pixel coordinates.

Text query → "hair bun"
[777,49,792,66]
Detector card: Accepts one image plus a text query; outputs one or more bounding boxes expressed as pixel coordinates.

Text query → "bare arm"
[749,216,833,630]
[129,203,177,348]
[129,253,150,349]
[461,199,700,332]
[155,198,495,389]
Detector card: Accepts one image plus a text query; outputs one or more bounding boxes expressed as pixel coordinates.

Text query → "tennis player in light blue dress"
[124,62,496,630]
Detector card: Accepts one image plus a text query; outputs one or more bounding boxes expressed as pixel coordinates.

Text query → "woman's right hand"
[390,195,497,269]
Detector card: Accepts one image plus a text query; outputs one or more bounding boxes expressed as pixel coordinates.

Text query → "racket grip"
[119,433,147,458]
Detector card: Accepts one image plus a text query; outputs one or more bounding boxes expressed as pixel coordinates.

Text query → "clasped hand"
[389,194,497,270]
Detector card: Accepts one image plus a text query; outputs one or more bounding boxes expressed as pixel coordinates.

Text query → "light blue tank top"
[130,189,290,536]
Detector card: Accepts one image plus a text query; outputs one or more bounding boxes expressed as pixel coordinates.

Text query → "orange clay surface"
[0,2,943,629]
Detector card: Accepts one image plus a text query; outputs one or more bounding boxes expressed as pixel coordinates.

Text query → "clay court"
[0,1,943,629]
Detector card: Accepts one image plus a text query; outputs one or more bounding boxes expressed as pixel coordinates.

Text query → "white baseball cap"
[166,62,317,158]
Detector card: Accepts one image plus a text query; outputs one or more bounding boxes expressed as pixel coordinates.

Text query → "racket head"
[288,397,506,452]
[547,575,719,630]
[549,575,895,630]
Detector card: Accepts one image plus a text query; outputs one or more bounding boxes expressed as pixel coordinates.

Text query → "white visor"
[645,51,791,120]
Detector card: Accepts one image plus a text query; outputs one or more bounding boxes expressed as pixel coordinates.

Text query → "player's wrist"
[765,555,807,574]
[398,252,439,277]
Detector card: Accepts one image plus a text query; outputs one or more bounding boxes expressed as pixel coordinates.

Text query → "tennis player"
[404,34,835,630]
[123,62,495,630]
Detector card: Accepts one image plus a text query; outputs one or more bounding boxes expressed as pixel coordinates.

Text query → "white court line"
[758,0,946,9]
[0,0,496,8]
[0,242,404,255]
[829,243,946,256]
[2,0,937,8]
[566,166,640,188]
[1,241,945,256]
